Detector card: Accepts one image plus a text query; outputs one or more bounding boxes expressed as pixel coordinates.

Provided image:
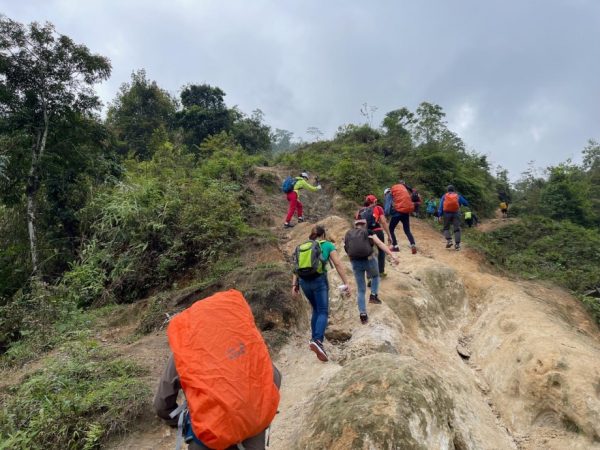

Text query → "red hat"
[365,194,377,204]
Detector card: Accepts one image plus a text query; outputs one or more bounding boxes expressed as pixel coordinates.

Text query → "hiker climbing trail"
[271,214,600,450]
[108,169,600,450]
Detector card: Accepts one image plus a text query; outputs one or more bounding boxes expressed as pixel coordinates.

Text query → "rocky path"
[109,182,600,449]
[269,215,600,449]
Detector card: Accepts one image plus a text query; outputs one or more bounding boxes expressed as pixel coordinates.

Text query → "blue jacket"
[438,193,469,216]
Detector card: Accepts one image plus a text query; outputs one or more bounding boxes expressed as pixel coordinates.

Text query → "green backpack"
[293,240,325,280]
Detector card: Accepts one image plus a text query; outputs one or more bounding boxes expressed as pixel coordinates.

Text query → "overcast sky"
[2,0,599,179]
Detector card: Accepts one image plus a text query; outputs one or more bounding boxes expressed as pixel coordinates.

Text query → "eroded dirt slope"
[108,174,599,450]
[270,215,600,450]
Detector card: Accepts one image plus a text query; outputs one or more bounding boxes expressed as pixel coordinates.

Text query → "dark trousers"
[443,212,461,244]
[374,229,385,274]
[389,213,415,247]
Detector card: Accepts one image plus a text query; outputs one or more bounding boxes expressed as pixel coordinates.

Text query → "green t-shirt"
[318,240,336,271]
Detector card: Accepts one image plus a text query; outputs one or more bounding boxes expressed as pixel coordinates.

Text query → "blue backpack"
[384,191,395,216]
[281,176,297,193]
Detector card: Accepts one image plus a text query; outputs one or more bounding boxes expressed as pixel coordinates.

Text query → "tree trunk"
[26,107,49,278]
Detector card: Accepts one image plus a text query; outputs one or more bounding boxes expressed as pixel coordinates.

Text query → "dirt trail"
[108,179,600,449]
[269,215,600,449]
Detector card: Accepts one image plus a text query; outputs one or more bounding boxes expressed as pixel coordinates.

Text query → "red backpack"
[167,290,280,449]
[391,184,415,214]
[443,193,460,212]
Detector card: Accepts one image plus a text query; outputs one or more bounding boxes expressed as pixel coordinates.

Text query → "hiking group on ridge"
[150,172,479,450]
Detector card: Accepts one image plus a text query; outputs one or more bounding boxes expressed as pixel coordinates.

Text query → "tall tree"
[231,108,271,154]
[414,102,447,145]
[106,69,177,159]
[0,17,111,278]
[175,83,232,150]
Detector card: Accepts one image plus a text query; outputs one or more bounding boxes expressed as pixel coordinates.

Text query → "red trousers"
[285,191,303,222]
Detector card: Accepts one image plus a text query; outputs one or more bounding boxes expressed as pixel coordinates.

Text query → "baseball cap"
[300,172,309,179]
[365,194,377,204]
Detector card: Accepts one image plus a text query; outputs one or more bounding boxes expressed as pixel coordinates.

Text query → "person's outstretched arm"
[328,250,352,294]
[295,179,320,192]
[370,235,399,264]
[378,214,392,243]
[291,274,300,296]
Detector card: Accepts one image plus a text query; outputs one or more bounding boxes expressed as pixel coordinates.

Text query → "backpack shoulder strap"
[169,399,188,450]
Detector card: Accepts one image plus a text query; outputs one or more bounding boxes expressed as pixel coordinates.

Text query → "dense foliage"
[0,341,148,449]
[63,135,253,307]
[279,103,498,215]
[472,141,600,323]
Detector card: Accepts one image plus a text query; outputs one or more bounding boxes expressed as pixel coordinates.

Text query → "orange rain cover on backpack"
[391,183,415,214]
[443,193,460,212]
[167,289,280,450]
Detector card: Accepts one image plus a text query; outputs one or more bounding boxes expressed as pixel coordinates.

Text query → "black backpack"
[344,228,373,259]
[358,207,377,230]
[411,191,420,202]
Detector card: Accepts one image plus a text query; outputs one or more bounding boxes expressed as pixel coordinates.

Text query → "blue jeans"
[299,274,329,342]
[351,257,379,314]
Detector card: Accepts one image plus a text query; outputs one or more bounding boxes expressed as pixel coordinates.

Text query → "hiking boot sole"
[309,342,329,362]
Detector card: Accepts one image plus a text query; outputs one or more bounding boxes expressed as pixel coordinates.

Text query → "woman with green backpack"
[291,224,351,362]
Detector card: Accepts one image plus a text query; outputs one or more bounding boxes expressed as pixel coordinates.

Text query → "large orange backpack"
[391,183,415,214]
[167,289,280,449]
[443,193,460,212]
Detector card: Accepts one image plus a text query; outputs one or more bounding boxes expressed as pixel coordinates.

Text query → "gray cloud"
[2,0,599,179]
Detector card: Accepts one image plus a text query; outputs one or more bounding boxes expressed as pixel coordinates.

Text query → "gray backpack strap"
[236,444,246,450]
[169,399,187,450]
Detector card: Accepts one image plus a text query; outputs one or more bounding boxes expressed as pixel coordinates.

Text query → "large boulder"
[298,354,460,449]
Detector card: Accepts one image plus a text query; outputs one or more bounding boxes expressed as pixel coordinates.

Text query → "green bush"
[278,119,497,215]
[0,341,148,449]
[470,216,600,323]
[0,284,94,367]
[64,142,250,305]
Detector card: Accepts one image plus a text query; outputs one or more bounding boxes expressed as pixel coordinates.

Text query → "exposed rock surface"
[271,215,600,450]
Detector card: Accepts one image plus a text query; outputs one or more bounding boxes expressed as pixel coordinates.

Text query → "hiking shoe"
[455,243,461,251]
[445,241,453,249]
[369,293,382,304]
[391,245,400,252]
[309,340,328,362]
[283,222,295,228]
[360,313,369,324]
[411,245,417,255]
[298,216,305,222]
